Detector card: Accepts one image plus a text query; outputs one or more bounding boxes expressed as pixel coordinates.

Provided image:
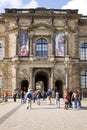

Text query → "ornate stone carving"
[54,68,65,82]
[19,69,29,77]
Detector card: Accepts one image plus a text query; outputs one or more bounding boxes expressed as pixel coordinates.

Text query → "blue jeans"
[21,98,25,104]
[4,96,8,102]
[55,99,60,108]
[72,100,80,109]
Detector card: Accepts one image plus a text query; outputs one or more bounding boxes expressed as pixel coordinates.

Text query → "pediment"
[29,23,56,31]
[38,26,47,29]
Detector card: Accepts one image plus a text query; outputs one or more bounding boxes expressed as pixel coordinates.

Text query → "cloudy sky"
[0,0,87,15]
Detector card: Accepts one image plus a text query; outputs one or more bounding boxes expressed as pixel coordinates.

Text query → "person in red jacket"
[4,91,8,102]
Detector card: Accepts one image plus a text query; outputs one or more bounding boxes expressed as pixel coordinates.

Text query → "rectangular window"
[81,71,87,88]
[80,43,87,60]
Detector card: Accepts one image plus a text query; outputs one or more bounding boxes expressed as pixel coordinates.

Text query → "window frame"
[36,38,48,57]
[81,71,87,89]
[80,43,87,60]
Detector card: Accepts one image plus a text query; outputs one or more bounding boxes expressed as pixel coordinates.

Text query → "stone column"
[30,35,33,56]
[12,65,17,95]
[64,56,70,89]
[51,35,54,56]
[15,33,18,56]
[65,31,68,55]
[12,33,18,57]
[48,74,50,89]
[30,67,33,89]
[5,20,9,58]
[48,35,54,56]
[5,32,8,58]
[33,38,36,57]
[51,67,54,90]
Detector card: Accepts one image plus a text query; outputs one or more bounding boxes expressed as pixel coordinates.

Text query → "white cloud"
[0,0,22,8]
[23,0,39,8]
[0,0,39,12]
[62,0,87,15]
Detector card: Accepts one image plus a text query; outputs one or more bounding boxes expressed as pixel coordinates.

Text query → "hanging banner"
[55,33,65,56]
[18,32,29,57]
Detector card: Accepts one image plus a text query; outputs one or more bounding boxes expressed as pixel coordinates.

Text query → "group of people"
[12,88,82,110]
[25,88,52,109]
[63,90,81,110]
[15,88,53,109]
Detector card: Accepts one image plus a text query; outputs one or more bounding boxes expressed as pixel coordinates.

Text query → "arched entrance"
[55,80,63,97]
[35,71,49,92]
[21,80,29,92]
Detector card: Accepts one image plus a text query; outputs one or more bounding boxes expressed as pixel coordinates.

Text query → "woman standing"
[63,90,70,110]
[13,92,17,102]
[55,90,60,108]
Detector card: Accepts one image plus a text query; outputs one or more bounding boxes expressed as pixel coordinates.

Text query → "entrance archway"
[35,71,48,92]
[55,80,63,97]
[21,80,29,92]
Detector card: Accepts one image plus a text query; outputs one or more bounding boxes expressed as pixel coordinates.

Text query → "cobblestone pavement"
[0,98,87,130]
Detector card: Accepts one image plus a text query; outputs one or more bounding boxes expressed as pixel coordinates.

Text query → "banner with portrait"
[55,33,65,56]
[18,32,29,57]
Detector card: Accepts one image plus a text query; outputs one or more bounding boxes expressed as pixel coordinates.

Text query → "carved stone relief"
[54,68,65,82]
[19,68,30,78]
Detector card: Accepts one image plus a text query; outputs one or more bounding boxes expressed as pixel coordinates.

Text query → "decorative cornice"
[78,16,87,25]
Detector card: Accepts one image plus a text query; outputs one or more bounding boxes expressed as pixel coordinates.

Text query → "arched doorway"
[35,71,48,92]
[21,80,29,92]
[55,80,63,97]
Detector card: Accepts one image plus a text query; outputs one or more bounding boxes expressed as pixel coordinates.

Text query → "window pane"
[36,38,48,56]
[80,43,87,60]
[81,71,87,88]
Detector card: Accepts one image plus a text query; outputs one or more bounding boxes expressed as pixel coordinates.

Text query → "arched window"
[0,43,2,59]
[81,71,87,88]
[36,38,48,56]
[80,43,87,60]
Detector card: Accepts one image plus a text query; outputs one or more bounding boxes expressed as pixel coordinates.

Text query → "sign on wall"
[55,33,65,56]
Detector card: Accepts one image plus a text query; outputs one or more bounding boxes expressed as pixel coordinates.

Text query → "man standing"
[55,90,60,108]
[46,89,52,105]
[26,89,32,110]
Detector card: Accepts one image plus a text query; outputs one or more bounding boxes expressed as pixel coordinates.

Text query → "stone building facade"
[0,8,87,97]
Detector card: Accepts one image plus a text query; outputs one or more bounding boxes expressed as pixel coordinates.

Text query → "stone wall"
[0,9,87,97]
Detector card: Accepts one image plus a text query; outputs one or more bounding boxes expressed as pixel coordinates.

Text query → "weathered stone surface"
[0,8,87,96]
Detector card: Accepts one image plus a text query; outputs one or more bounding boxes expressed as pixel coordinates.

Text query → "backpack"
[47,90,52,96]
[37,91,42,98]
[27,92,32,99]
